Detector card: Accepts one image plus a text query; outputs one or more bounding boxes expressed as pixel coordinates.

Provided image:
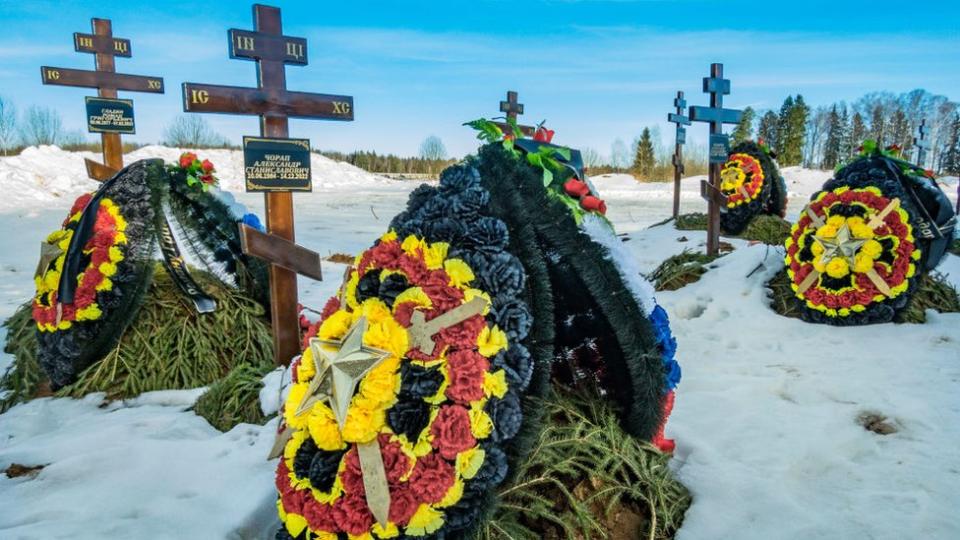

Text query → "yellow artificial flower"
[816,224,838,239]
[826,215,845,229]
[380,230,399,243]
[436,477,464,508]
[298,347,317,384]
[825,258,850,279]
[76,304,102,321]
[861,239,883,259]
[477,325,508,357]
[401,235,425,255]
[443,259,475,288]
[371,522,400,538]
[108,246,124,262]
[95,277,113,292]
[340,398,385,443]
[360,356,401,403]
[850,222,874,240]
[98,262,117,277]
[424,242,450,270]
[406,504,444,536]
[854,253,875,274]
[483,370,508,399]
[284,513,309,537]
[810,241,825,258]
[318,310,353,341]
[469,402,493,439]
[463,289,491,315]
[456,447,485,480]
[393,287,433,310]
[284,383,310,429]
[308,404,347,451]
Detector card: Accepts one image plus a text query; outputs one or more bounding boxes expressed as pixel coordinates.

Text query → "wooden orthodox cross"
[668,91,690,219]
[914,119,929,168]
[182,4,353,365]
[689,63,743,256]
[41,18,165,181]
[495,90,535,136]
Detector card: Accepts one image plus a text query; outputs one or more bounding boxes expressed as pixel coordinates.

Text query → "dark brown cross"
[689,63,743,256]
[182,4,353,366]
[914,119,929,167]
[667,91,690,219]
[494,90,535,137]
[40,18,165,181]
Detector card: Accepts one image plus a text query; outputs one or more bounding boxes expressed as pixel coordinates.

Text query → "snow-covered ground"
[1,147,958,539]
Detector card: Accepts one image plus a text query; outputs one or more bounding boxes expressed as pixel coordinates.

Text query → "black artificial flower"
[355,269,382,304]
[462,217,509,254]
[486,392,522,441]
[292,438,318,479]
[398,362,444,399]
[491,297,532,342]
[439,164,480,194]
[378,273,409,308]
[463,251,525,297]
[493,343,533,391]
[424,217,466,245]
[448,186,490,219]
[387,399,432,441]
[309,447,347,492]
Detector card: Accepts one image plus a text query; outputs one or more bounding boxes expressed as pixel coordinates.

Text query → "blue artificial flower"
[241,213,265,232]
[650,304,681,390]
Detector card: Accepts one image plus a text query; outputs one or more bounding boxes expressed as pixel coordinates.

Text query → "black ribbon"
[156,213,217,313]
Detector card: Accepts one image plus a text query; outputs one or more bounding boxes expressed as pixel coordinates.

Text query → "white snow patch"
[581,213,657,315]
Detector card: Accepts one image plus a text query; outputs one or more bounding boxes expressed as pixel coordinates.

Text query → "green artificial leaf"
[463,119,504,144]
[552,146,572,161]
[186,174,198,186]
[502,137,515,154]
[542,167,553,187]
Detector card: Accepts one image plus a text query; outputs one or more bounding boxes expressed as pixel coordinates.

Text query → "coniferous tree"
[870,105,886,145]
[822,105,842,169]
[757,111,779,150]
[941,113,960,175]
[632,127,656,180]
[850,112,867,157]
[778,95,809,166]
[776,96,794,153]
[888,109,910,155]
[838,106,852,161]
[731,106,755,146]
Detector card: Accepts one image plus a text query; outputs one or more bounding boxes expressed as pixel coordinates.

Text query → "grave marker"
[688,63,743,256]
[182,4,353,365]
[914,119,929,168]
[667,91,690,218]
[41,18,164,180]
[494,90,535,136]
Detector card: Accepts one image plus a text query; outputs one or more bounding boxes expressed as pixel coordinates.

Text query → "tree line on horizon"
[2,88,958,179]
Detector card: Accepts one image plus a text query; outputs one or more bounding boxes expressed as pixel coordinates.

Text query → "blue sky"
[1,0,958,158]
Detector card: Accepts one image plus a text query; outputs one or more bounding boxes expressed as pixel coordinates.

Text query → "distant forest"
[1,88,958,180]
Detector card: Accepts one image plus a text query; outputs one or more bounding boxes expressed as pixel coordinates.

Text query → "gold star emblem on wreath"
[813,222,866,270]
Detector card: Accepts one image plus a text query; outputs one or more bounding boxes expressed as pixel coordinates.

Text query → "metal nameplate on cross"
[41,18,164,181]
[494,90,535,136]
[668,90,691,218]
[184,4,354,366]
[688,63,742,256]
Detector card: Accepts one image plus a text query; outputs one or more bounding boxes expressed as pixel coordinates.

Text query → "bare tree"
[162,114,227,148]
[610,138,629,170]
[0,96,16,155]
[419,135,447,160]
[20,105,63,146]
[581,147,603,169]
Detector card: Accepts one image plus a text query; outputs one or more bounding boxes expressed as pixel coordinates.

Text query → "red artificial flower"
[436,313,485,350]
[408,453,456,504]
[69,193,93,216]
[388,485,419,526]
[924,169,935,179]
[430,404,476,460]
[422,283,465,312]
[320,297,341,322]
[563,179,590,198]
[302,497,338,532]
[333,492,374,536]
[580,195,607,214]
[445,349,489,403]
[651,391,676,453]
[179,152,198,168]
[503,134,515,142]
[533,126,555,143]
[201,159,215,173]
[200,174,215,185]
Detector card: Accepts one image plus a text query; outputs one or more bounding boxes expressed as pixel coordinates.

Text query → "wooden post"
[667,91,690,219]
[40,18,165,180]
[914,119,929,168]
[494,90,535,136]
[689,63,742,256]
[182,4,353,366]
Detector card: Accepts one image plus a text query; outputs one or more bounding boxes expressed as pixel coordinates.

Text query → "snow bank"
[0,145,408,213]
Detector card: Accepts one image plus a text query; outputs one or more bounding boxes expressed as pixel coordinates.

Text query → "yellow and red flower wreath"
[720,152,765,209]
[276,231,512,539]
[785,186,920,319]
[32,193,128,332]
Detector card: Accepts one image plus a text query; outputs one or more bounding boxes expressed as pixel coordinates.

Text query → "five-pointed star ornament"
[300,316,392,426]
[813,222,867,270]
